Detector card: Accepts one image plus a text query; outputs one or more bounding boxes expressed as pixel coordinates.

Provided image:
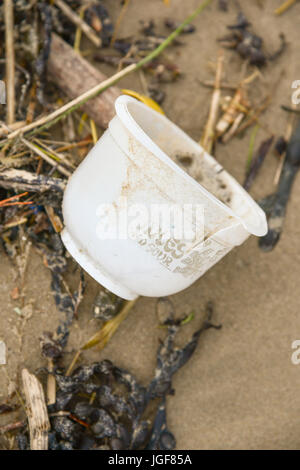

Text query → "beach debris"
[92,288,124,322]
[201,50,224,153]
[82,299,137,352]
[1,2,210,144]
[35,1,53,106]
[218,0,229,11]
[13,301,220,450]
[259,120,300,251]
[121,89,165,114]
[273,135,288,185]
[84,2,114,47]
[54,0,101,48]
[216,87,249,139]
[0,191,33,209]
[0,340,6,365]
[274,0,297,15]
[22,368,50,450]
[200,67,261,146]
[164,18,196,34]
[219,12,286,66]
[4,0,15,125]
[146,398,175,450]
[1,420,26,436]
[243,136,274,191]
[0,403,18,415]
[147,84,166,105]
[0,169,66,195]
[47,33,121,129]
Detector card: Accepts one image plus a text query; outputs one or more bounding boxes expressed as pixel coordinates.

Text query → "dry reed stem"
[4,0,15,125]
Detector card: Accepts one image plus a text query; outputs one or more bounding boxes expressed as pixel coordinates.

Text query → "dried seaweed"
[243,136,274,191]
[92,288,124,321]
[84,2,114,47]
[15,302,221,449]
[219,12,286,66]
[218,0,229,11]
[259,120,300,251]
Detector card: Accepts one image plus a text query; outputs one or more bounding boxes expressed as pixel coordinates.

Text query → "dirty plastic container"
[61,95,267,300]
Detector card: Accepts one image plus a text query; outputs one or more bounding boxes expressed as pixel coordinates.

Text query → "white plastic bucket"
[61,95,267,300]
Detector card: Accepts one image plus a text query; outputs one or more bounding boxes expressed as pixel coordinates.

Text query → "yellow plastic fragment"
[121,89,165,115]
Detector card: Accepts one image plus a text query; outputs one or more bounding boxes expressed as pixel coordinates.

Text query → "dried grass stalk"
[22,368,50,450]
[4,0,15,124]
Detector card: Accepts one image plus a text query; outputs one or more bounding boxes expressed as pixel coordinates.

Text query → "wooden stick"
[0,121,25,137]
[4,0,15,124]
[4,0,212,141]
[37,33,121,131]
[54,0,101,47]
[200,50,224,153]
[22,369,50,450]
[0,168,66,193]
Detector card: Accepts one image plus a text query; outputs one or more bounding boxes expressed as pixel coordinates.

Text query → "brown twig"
[54,0,101,47]
[110,0,131,47]
[55,138,93,153]
[0,168,66,193]
[4,0,15,124]
[200,50,224,153]
[21,137,71,177]
[233,95,272,137]
[0,420,26,434]
[198,79,236,91]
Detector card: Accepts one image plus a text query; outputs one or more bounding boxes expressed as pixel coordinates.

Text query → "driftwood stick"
[22,368,50,450]
[0,168,66,193]
[47,33,121,129]
[4,0,15,124]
